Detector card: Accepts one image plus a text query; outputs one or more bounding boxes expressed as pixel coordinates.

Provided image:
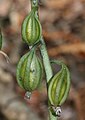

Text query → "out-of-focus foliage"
[0,30,2,49]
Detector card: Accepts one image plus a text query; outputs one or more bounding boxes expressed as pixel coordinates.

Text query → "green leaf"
[0,30,2,49]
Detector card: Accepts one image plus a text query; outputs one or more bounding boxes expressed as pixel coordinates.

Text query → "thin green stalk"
[40,38,53,82]
[40,37,57,120]
[49,111,57,120]
[31,1,57,119]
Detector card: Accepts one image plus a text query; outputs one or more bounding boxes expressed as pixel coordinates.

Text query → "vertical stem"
[40,37,57,120]
[31,1,57,120]
[40,38,53,82]
[49,111,57,120]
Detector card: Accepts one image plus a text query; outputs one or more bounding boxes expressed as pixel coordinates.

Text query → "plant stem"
[49,111,57,120]
[40,38,53,82]
[31,1,57,120]
[40,37,57,120]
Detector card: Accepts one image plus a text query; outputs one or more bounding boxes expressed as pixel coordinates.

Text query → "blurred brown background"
[0,0,85,120]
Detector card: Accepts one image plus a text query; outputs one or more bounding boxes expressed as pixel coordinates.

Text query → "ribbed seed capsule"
[21,9,42,46]
[48,60,70,107]
[16,49,43,92]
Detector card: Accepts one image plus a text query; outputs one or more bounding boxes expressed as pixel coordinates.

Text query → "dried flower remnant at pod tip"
[48,106,62,117]
[24,91,32,100]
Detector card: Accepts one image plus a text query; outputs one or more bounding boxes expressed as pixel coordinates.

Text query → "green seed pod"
[21,9,42,46]
[48,60,70,108]
[0,29,2,49]
[16,49,43,92]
